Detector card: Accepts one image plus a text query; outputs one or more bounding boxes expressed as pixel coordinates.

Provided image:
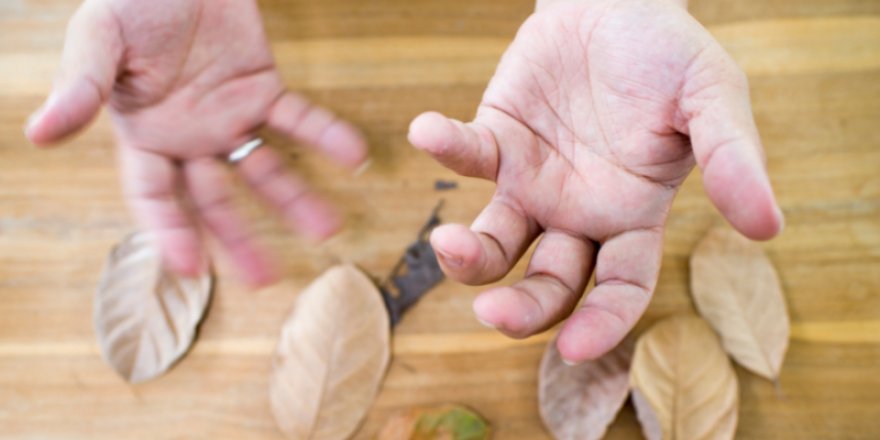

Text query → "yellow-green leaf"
[377,404,491,440]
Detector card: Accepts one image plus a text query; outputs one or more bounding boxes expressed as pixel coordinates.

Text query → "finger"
[236,146,341,240]
[430,196,537,285]
[26,1,123,145]
[119,148,204,277]
[472,230,596,338]
[408,111,499,181]
[680,53,784,240]
[184,159,277,287]
[266,92,368,169]
[556,227,663,363]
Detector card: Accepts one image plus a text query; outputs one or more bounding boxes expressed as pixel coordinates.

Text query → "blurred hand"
[25,0,366,286]
[409,0,783,363]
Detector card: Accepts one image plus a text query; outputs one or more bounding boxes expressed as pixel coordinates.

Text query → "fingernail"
[562,357,581,367]
[477,318,496,329]
[435,249,463,268]
[26,111,38,129]
[353,158,372,176]
[25,92,59,139]
[25,107,46,136]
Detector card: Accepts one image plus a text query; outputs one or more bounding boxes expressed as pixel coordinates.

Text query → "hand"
[408,0,783,363]
[25,0,367,286]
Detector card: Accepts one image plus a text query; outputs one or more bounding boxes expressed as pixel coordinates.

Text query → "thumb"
[681,53,784,240]
[25,1,123,146]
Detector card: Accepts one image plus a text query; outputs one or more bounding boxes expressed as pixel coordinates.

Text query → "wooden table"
[1,0,878,438]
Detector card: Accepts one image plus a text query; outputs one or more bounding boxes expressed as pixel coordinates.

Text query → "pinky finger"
[556,228,664,363]
[266,92,367,169]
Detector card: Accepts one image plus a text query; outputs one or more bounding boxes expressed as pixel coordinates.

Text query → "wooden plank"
[1,0,879,438]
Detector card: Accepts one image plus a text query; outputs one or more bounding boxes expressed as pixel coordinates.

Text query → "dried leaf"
[690,227,790,380]
[434,180,458,191]
[270,264,390,440]
[381,200,445,326]
[94,232,213,384]
[377,404,491,440]
[538,335,632,440]
[630,314,738,440]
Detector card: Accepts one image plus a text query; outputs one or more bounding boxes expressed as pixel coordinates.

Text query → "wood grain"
[1,0,879,438]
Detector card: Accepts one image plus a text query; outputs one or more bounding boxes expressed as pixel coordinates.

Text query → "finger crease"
[582,301,629,330]
[597,278,652,298]
[600,225,662,245]
[194,194,236,214]
[248,162,286,191]
[278,188,309,214]
[290,101,316,137]
[528,271,578,299]
[480,231,512,269]
[313,115,340,147]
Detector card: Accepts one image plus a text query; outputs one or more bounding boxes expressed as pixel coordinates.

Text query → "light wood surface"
[1,0,879,438]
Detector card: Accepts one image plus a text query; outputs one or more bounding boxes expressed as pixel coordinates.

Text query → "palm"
[108,0,282,159]
[28,0,366,285]
[409,0,783,363]
[479,3,698,242]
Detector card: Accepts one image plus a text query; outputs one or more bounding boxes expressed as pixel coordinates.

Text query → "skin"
[25,0,368,286]
[408,0,782,363]
[26,0,782,363]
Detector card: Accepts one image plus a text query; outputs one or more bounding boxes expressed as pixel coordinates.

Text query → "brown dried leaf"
[538,335,632,440]
[630,314,738,440]
[270,264,390,440]
[94,232,213,384]
[690,227,790,380]
[377,404,491,440]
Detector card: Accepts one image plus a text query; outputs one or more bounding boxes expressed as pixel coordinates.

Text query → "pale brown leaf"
[690,227,790,380]
[270,264,391,440]
[630,314,738,440]
[538,335,632,440]
[94,232,213,384]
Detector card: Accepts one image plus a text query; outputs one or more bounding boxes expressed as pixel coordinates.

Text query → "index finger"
[119,147,204,276]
